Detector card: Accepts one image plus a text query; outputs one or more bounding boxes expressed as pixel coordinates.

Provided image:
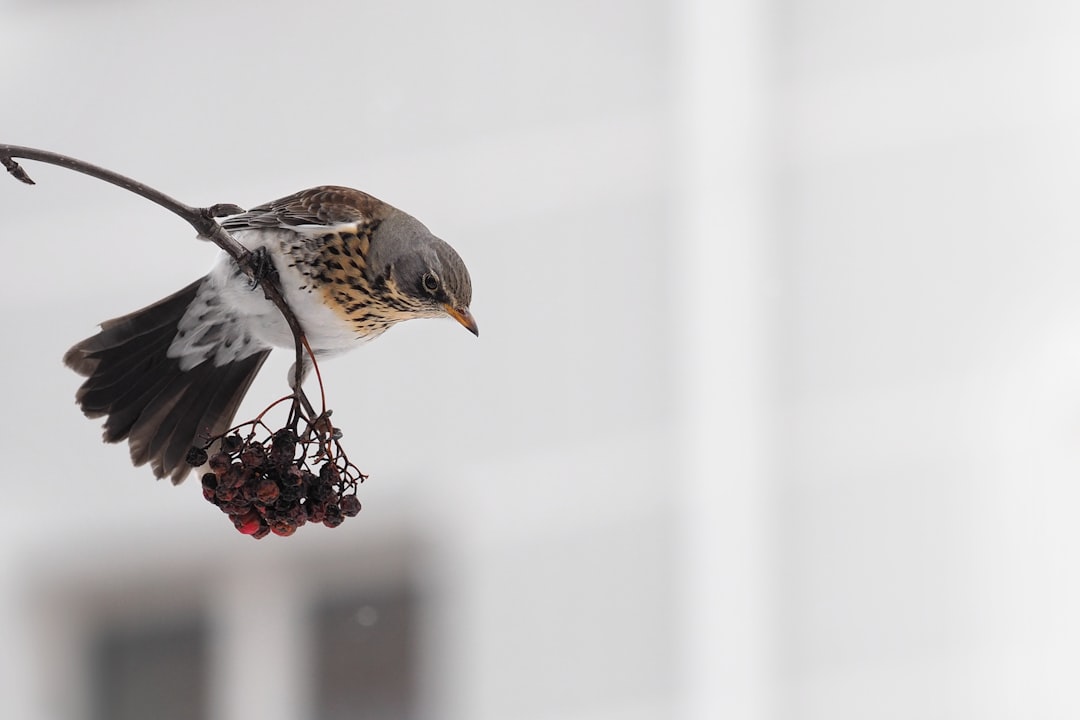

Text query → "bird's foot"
[246,246,279,290]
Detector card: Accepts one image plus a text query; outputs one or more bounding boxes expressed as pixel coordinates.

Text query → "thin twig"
[0,144,311,411]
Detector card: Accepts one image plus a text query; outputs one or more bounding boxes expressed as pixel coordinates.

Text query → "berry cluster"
[186,421,364,539]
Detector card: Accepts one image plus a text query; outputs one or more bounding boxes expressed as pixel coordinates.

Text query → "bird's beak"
[443,304,479,337]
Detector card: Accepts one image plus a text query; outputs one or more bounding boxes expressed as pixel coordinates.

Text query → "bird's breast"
[214,228,387,355]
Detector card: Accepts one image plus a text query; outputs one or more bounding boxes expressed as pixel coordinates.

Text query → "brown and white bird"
[64,186,477,483]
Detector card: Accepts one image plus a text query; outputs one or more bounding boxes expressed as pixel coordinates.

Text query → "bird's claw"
[246,246,278,290]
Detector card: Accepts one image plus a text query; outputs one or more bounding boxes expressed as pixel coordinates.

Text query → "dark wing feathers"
[64,277,269,484]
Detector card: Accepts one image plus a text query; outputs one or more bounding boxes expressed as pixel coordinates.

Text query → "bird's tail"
[63,278,270,484]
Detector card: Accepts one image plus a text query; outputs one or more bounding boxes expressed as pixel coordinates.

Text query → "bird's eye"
[422,272,440,293]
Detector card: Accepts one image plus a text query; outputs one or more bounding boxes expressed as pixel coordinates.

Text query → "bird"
[63,185,477,484]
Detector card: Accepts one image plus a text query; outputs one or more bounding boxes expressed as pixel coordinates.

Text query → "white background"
[3,0,1080,718]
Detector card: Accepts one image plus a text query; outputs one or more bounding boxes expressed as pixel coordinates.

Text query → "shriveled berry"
[271,431,297,459]
[208,453,230,476]
[280,466,303,487]
[221,435,244,454]
[319,462,341,485]
[323,505,344,528]
[220,500,251,516]
[266,499,292,519]
[251,525,271,540]
[255,478,280,504]
[220,464,247,489]
[340,495,361,517]
[306,502,327,524]
[240,480,260,503]
[270,520,297,537]
[270,454,294,470]
[272,428,297,446]
[286,505,308,527]
[185,446,209,467]
[241,442,266,468]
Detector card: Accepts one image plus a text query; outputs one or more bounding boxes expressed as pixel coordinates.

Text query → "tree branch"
[0,144,311,408]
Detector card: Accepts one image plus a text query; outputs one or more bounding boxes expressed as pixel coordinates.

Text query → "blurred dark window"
[90,616,208,720]
[312,589,415,720]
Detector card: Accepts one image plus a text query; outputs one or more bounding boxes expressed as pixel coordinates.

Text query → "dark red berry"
[319,462,341,485]
[255,478,280,504]
[340,495,361,517]
[241,442,266,468]
[232,510,262,535]
[323,505,344,528]
[215,486,238,503]
[220,500,251,516]
[270,520,297,537]
[221,435,244,454]
[270,451,293,471]
[185,447,209,467]
[270,431,297,462]
[272,428,297,445]
[240,480,259,503]
[281,466,303,487]
[220,465,246,490]
[208,453,230,476]
[306,502,327,524]
[288,506,308,527]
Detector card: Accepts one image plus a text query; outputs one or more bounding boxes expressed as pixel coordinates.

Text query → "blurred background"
[3,0,1080,718]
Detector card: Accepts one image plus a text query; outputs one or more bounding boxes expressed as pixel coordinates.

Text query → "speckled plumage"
[64,186,476,483]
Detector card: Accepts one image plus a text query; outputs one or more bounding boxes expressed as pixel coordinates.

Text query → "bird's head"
[367,210,478,336]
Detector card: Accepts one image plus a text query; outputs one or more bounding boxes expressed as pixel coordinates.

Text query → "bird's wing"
[221,186,392,232]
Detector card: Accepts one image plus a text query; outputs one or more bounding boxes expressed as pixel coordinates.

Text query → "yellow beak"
[443,304,479,337]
